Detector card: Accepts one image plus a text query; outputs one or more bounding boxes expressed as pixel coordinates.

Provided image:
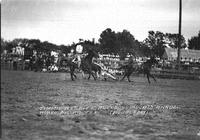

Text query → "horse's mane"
[84,50,98,61]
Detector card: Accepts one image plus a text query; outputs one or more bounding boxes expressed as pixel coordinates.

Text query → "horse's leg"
[91,71,96,80]
[121,73,126,81]
[143,68,146,77]
[88,70,97,80]
[127,73,132,82]
[146,72,150,84]
[82,71,86,79]
[73,69,78,79]
[149,73,156,82]
[96,71,100,79]
[91,71,99,80]
[98,68,102,79]
[70,72,74,81]
[127,70,134,82]
[87,68,96,80]
[70,67,75,81]
[73,73,77,79]
[88,73,91,80]
[127,75,131,82]
[85,69,92,80]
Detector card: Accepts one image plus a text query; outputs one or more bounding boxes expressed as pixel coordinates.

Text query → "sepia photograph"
[1,0,200,139]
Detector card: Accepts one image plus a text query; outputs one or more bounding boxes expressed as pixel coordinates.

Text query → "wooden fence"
[151,69,200,80]
[1,61,25,71]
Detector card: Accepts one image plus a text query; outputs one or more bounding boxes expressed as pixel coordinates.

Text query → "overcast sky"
[1,0,200,45]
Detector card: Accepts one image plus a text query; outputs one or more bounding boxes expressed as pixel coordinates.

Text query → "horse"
[119,61,139,82]
[143,57,158,83]
[59,57,78,80]
[83,63,102,80]
[119,57,158,83]
[60,49,99,81]
[80,49,100,80]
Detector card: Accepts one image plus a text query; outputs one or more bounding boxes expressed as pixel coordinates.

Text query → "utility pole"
[177,0,182,70]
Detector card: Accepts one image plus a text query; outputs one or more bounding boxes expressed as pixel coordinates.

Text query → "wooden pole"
[177,0,182,70]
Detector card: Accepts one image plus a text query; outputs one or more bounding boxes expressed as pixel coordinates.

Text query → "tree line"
[1,29,200,60]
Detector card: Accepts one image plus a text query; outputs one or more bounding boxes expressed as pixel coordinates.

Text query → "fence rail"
[1,61,25,71]
[151,69,200,80]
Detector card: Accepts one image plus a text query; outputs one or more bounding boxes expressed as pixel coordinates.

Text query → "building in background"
[163,48,200,63]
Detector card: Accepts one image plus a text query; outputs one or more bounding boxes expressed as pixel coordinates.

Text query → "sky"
[1,0,200,45]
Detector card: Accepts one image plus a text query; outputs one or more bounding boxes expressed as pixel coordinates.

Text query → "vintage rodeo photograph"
[1,0,200,140]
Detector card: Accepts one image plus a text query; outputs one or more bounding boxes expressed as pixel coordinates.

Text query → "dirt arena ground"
[1,70,200,140]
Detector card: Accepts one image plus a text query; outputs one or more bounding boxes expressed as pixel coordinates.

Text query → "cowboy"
[73,45,83,68]
[95,62,117,80]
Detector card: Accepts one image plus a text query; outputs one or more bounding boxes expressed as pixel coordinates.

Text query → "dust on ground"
[1,70,200,140]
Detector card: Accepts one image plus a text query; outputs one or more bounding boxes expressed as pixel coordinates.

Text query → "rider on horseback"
[124,55,136,69]
[72,44,83,69]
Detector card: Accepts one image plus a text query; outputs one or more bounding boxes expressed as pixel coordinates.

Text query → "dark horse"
[80,49,100,80]
[84,63,102,80]
[119,57,158,83]
[60,49,99,81]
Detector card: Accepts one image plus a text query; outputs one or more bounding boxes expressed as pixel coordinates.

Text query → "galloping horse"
[80,49,100,80]
[120,57,158,83]
[119,61,139,82]
[59,57,78,80]
[86,63,101,80]
[60,49,99,81]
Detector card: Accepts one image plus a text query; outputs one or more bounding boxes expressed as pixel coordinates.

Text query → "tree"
[98,28,142,59]
[188,31,200,50]
[116,30,141,59]
[5,40,17,53]
[139,42,151,57]
[41,41,58,52]
[80,39,98,52]
[59,44,71,55]
[1,38,7,54]
[165,33,186,49]
[98,28,118,54]
[144,31,166,58]
[28,39,42,52]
